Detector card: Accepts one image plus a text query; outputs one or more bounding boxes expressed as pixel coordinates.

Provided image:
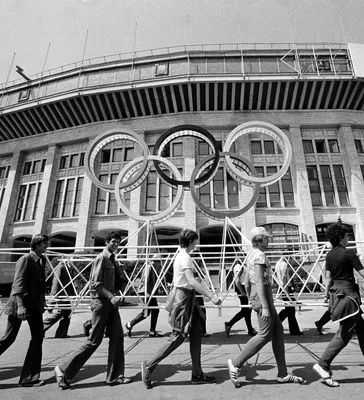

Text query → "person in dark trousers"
[225,260,257,337]
[313,223,364,387]
[141,229,221,389]
[54,231,131,389]
[0,234,49,387]
[275,255,303,335]
[44,261,75,338]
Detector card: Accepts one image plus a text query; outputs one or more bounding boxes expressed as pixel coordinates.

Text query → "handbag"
[164,286,176,312]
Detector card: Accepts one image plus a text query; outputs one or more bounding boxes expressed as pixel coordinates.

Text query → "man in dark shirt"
[54,232,131,389]
[0,234,49,387]
[313,223,364,387]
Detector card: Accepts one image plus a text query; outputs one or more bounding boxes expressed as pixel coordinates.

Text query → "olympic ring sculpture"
[189,152,261,221]
[84,122,292,222]
[224,121,292,187]
[153,125,220,189]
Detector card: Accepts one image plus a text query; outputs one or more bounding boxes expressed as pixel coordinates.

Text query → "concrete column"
[236,132,257,237]
[289,125,316,240]
[183,138,197,230]
[0,151,24,247]
[33,146,60,234]
[74,173,95,250]
[337,124,364,247]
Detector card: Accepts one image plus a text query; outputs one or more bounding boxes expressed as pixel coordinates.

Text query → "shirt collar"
[29,250,40,262]
[104,249,114,259]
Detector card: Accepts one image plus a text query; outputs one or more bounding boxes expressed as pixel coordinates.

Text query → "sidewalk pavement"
[0,298,364,400]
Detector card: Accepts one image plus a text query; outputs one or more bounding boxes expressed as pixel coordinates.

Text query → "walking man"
[54,231,131,389]
[0,234,49,387]
[141,228,221,389]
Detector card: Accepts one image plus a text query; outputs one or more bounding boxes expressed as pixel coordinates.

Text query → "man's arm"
[255,263,271,319]
[91,256,120,306]
[324,270,332,299]
[184,268,221,305]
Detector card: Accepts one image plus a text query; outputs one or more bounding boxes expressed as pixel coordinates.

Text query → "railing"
[1,42,348,89]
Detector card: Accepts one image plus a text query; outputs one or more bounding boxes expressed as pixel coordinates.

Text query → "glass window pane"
[328,139,339,153]
[303,140,313,153]
[172,143,183,157]
[315,140,326,153]
[264,141,275,154]
[251,141,262,155]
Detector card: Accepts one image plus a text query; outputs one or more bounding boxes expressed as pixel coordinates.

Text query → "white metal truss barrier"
[1,219,363,318]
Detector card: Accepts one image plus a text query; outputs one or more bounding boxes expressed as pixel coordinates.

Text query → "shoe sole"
[141,361,152,389]
[227,360,241,388]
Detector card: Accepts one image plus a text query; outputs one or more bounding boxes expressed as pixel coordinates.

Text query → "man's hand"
[17,306,27,321]
[210,294,222,306]
[110,296,122,307]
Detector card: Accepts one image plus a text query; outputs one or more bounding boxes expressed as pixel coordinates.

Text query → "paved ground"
[0,298,364,400]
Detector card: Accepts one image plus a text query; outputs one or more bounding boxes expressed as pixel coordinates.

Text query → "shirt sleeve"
[181,253,194,272]
[347,249,364,272]
[11,255,28,295]
[90,254,105,290]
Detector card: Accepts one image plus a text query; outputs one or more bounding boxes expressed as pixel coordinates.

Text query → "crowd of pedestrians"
[1,222,363,390]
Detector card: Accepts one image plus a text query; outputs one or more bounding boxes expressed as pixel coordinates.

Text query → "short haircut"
[251,234,265,248]
[326,223,348,247]
[30,234,49,250]
[105,231,122,243]
[179,229,199,248]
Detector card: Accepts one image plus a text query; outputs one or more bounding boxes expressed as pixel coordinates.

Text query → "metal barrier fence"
[1,239,363,317]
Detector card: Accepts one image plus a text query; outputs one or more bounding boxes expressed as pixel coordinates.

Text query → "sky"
[1,0,364,85]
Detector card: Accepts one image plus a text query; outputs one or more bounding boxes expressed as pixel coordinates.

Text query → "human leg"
[225,295,246,337]
[43,310,62,333]
[55,310,72,338]
[19,311,44,385]
[57,299,108,382]
[105,308,127,384]
[286,307,301,335]
[316,318,354,372]
[148,297,160,334]
[270,308,288,377]
[315,310,331,334]
[232,308,273,369]
[189,307,203,378]
[0,315,22,355]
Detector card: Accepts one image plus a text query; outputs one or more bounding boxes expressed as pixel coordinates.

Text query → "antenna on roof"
[0,52,16,108]
[36,42,51,97]
[338,13,347,44]
[77,30,89,89]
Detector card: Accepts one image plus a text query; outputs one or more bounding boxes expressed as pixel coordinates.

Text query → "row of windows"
[59,152,85,169]
[23,159,46,175]
[307,165,348,206]
[52,177,84,218]
[0,166,10,179]
[302,139,339,154]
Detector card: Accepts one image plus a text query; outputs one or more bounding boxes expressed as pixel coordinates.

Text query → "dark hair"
[326,223,348,247]
[179,229,198,248]
[30,234,49,250]
[105,231,122,243]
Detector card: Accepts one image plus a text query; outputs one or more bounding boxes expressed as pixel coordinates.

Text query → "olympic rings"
[153,125,220,189]
[189,152,261,221]
[84,128,149,192]
[114,155,184,223]
[223,121,292,187]
[85,121,293,222]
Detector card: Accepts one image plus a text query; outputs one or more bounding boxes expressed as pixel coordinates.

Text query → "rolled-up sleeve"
[11,256,28,295]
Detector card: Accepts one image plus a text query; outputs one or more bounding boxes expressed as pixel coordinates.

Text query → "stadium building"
[1,41,364,269]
